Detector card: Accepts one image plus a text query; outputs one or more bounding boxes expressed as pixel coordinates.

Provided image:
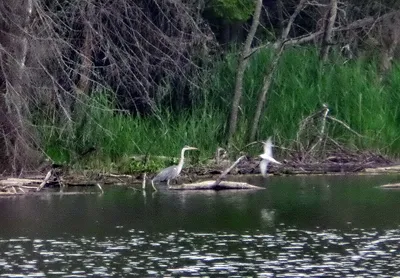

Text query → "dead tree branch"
[212,155,246,186]
[307,104,329,154]
[320,0,338,61]
[249,10,399,54]
[295,104,364,161]
[326,115,364,137]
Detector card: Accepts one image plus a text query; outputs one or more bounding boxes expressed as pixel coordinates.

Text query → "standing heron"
[259,137,281,177]
[151,145,198,190]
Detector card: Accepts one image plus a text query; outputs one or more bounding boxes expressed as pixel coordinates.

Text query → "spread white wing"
[263,137,273,158]
[260,137,281,164]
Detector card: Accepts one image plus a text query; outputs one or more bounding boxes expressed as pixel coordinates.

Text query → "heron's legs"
[167,179,170,187]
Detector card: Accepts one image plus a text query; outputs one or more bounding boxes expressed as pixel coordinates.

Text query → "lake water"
[0,174,400,277]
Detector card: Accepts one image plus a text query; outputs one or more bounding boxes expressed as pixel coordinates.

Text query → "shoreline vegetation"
[38,48,400,176]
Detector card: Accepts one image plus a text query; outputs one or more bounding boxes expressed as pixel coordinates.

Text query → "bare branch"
[281,0,308,40]
[212,155,246,187]
[326,115,364,137]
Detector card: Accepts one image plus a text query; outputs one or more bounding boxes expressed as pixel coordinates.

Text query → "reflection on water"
[0,174,400,276]
[1,228,399,277]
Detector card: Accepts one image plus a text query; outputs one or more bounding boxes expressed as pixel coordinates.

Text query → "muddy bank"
[57,152,400,186]
[1,152,399,195]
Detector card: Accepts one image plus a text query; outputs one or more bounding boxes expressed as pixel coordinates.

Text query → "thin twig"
[327,115,364,137]
[308,105,329,154]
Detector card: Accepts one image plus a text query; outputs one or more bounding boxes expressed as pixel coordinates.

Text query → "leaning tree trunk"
[227,0,263,145]
[320,0,338,62]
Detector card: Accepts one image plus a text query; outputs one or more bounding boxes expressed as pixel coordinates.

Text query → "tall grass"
[38,93,227,172]
[38,47,400,172]
[203,47,400,155]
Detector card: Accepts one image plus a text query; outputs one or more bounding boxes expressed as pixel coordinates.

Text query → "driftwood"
[170,180,263,190]
[364,165,400,173]
[379,183,400,189]
[170,155,264,190]
[212,155,246,186]
[0,170,103,196]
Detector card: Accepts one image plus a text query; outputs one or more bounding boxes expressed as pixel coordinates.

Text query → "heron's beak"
[188,146,198,150]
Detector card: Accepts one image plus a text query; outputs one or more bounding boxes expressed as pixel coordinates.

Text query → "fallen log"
[170,180,264,190]
[0,178,43,186]
[169,155,264,190]
[379,183,400,189]
[364,165,400,173]
[0,171,103,195]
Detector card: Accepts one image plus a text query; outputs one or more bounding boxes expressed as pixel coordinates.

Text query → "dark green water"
[1,174,400,277]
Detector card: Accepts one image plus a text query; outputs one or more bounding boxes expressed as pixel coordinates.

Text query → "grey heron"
[259,137,281,177]
[151,145,198,190]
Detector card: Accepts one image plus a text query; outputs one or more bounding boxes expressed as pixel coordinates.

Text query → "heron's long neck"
[177,149,186,172]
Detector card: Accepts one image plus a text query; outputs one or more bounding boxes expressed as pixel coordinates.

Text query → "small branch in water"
[142,173,147,190]
[37,170,53,191]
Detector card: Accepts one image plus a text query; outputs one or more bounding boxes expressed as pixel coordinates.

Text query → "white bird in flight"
[259,137,281,177]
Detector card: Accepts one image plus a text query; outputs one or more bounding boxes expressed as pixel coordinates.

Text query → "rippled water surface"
[1,174,400,277]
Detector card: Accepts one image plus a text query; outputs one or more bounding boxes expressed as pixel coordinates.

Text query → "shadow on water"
[0,174,400,276]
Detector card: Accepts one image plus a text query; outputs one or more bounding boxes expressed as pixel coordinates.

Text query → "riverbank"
[2,150,398,193]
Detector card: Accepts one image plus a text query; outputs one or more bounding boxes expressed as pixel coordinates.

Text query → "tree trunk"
[249,45,285,141]
[76,2,94,95]
[320,0,338,62]
[227,0,263,145]
[379,11,400,74]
